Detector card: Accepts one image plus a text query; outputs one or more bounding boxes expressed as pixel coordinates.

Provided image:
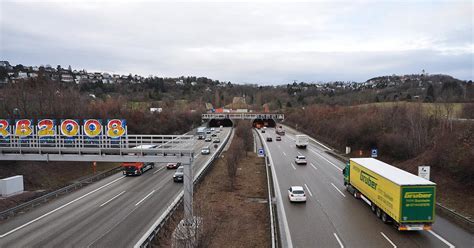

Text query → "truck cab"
[122,162,154,176]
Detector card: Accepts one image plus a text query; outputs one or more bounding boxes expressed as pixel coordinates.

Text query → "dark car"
[173,166,184,182]
[267,137,272,142]
[167,162,182,169]
[276,136,281,141]
[262,129,265,133]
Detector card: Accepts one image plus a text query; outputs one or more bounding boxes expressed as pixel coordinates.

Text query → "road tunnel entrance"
[252,119,276,128]
[209,118,233,127]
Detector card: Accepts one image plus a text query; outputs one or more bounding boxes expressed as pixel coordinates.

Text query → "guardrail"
[254,129,278,248]
[135,128,233,248]
[0,166,122,220]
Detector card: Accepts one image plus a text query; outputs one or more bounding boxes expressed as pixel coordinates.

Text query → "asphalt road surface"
[0,128,231,248]
[260,127,472,248]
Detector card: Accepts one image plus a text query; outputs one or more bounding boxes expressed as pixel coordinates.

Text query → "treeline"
[226,121,253,190]
[0,76,201,134]
[285,103,473,185]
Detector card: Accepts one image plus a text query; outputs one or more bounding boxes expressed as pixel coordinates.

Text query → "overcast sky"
[1,0,472,84]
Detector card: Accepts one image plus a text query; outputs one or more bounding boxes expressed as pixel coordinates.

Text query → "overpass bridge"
[202,113,284,127]
[0,134,194,164]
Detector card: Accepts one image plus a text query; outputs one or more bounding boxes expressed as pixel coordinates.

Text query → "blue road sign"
[371,148,378,158]
[258,148,265,157]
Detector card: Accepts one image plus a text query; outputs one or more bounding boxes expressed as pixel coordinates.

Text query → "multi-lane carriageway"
[0,128,231,247]
[259,126,472,248]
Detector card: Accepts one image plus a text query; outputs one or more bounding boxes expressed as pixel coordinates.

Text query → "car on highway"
[167,162,181,169]
[267,137,272,142]
[206,130,211,134]
[201,146,210,155]
[173,166,184,182]
[211,132,217,137]
[210,127,215,131]
[295,155,307,165]
[213,138,220,143]
[205,136,212,142]
[276,136,281,141]
[261,129,265,133]
[288,186,306,203]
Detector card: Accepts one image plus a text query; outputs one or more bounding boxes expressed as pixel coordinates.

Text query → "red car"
[167,162,181,169]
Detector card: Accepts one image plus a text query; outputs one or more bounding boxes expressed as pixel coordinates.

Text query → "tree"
[425,84,435,102]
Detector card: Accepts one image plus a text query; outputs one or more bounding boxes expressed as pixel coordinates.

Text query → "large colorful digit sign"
[0,119,10,138]
[37,119,55,137]
[15,119,33,137]
[106,119,126,138]
[60,119,80,137]
[83,119,102,137]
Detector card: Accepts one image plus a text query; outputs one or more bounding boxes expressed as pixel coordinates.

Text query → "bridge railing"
[202,113,284,120]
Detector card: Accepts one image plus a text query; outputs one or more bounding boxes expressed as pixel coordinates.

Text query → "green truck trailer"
[343,158,436,231]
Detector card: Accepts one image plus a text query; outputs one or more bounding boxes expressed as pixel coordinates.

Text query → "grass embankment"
[0,161,119,212]
[153,151,269,247]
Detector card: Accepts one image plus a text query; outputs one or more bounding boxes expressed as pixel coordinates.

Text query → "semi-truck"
[343,158,436,231]
[295,135,308,148]
[197,127,206,140]
[122,162,154,176]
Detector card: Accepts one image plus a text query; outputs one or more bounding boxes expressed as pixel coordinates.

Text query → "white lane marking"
[283,151,287,156]
[153,166,166,174]
[99,191,126,207]
[310,148,343,171]
[333,233,344,248]
[0,176,125,238]
[290,163,296,170]
[380,232,397,248]
[331,183,346,197]
[297,151,302,156]
[135,190,156,206]
[428,230,455,248]
[310,162,318,170]
[304,184,313,197]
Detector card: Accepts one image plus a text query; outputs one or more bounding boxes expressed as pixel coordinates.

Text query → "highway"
[0,128,231,248]
[260,127,472,248]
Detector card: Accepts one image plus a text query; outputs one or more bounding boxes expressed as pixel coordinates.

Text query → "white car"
[288,186,307,203]
[201,146,210,155]
[210,127,215,131]
[294,155,307,165]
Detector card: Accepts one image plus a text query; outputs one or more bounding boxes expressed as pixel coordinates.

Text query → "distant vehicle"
[201,146,210,155]
[266,137,272,142]
[197,127,206,140]
[276,136,281,141]
[205,136,212,142]
[295,155,307,165]
[206,130,211,134]
[261,129,265,133]
[343,158,436,231]
[295,135,308,149]
[122,162,154,176]
[167,162,181,169]
[210,127,215,131]
[276,125,285,135]
[219,125,223,131]
[173,166,184,182]
[288,186,306,203]
[211,132,217,137]
[213,138,220,143]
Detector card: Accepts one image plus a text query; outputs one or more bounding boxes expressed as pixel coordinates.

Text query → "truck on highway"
[295,135,308,148]
[343,158,436,231]
[276,125,285,135]
[197,127,206,140]
[122,162,154,176]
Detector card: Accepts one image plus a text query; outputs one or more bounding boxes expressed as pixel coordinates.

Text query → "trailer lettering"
[404,192,432,199]
[360,171,378,190]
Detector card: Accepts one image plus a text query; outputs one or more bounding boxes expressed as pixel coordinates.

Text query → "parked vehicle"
[173,166,184,182]
[288,186,306,203]
[295,135,308,149]
[343,158,436,231]
[167,162,181,169]
[294,155,307,165]
[122,162,154,176]
[201,146,210,155]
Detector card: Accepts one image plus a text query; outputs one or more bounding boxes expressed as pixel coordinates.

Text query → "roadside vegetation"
[285,103,474,217]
